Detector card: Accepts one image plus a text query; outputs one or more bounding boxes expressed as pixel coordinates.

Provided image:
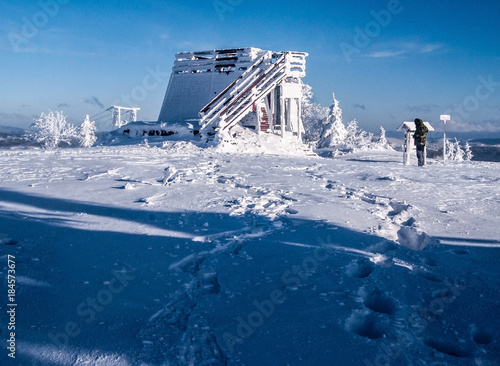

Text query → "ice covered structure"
[157,47,308,141]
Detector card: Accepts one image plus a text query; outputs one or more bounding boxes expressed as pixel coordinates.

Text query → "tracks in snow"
[137,157,438,365]
[321,173,433,250]
[138,157,299,365]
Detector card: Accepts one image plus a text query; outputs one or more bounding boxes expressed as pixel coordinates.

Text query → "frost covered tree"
[30,110,77,149]
[453,139,465,161]
[344,119,373,149]
[78,115,97,147]
[302,90,386,152]
[378,126,388,146]
[445,138,466,161]
[376,126,393,150]
[301,84,328,143]
[317,93,347,148]
[464,141,473,161]
[344,119,359,146]
[445,139,455,161]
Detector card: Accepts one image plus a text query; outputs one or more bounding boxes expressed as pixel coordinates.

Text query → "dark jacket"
[414,121,429,149]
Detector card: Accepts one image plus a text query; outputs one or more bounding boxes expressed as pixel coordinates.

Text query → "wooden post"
[403,130,412,166]
[296,98,302,141]
[280,96,285,138]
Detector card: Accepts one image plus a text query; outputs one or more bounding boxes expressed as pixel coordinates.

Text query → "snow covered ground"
[0,141,499,365]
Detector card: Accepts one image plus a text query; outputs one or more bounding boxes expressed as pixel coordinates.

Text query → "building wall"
[158,71,243,126]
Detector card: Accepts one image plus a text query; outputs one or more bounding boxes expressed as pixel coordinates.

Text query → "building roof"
[398,121,435,132]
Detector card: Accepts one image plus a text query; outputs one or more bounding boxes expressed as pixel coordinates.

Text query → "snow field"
[0,144,499,365]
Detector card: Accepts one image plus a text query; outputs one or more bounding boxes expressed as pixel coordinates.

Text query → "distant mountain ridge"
[0,125,27,135]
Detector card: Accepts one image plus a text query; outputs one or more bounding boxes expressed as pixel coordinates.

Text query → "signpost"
[440,115,450,163]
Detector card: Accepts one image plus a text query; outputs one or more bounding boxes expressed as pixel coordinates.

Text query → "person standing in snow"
[413,118,429,166]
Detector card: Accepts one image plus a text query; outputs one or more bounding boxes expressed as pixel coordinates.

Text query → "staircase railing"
[199,52,272,130]
[199,51,307,136]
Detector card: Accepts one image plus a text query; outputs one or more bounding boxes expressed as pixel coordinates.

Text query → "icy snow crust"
[0,144,499,366]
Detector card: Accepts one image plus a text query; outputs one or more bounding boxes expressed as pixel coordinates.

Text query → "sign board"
[440,115,450,121]
[280,83,302,98]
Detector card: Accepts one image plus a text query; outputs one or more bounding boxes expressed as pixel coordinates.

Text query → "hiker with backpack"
[413,118,429,166]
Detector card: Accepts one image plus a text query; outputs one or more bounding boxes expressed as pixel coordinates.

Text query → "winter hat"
[414,118,423,124]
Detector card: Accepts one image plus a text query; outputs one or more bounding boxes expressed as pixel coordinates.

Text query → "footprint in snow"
[471,325,493,345]
[362,288,398,316]
[423,337,472,358]
[345,309,387,339]
[345,258,375,279]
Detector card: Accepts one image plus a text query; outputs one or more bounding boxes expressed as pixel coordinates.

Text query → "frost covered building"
[158,47,308,140]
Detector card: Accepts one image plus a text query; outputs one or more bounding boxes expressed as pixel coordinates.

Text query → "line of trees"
[301,85,393,152]
[29,111,97,149]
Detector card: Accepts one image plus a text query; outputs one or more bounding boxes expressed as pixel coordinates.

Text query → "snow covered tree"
[344,119,359,146]
[344,119,373,149]
[464,141,473,161]
[453,139,465,161]
[301,84,328,143]
[445,138,466,161]
[30,110,77,149]
[302,90,387,152]
[78,115,97,147]
[378,126,388,146]
[373,126,394,150]
[317,93,347,148]
[444,139,454,161]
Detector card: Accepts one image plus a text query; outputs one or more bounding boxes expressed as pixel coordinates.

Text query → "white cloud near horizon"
[446,119,500,133]
[366,41,445,59]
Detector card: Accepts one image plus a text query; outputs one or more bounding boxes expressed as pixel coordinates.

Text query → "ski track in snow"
[0,146,499,365]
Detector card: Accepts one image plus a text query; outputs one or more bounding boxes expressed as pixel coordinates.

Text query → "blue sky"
[1,0,499,135]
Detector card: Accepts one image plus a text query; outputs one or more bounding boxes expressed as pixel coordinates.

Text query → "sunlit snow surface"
[0,142,499,366]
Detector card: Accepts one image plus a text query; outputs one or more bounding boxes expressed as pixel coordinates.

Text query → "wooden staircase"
[199,51,307,140]
[260,107,270,132]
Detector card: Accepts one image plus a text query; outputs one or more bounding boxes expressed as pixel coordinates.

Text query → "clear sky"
[1,0,499,135]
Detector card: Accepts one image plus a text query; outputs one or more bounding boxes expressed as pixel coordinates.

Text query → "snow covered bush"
[78,115,97,147]
[445,138,471,162]
[30,111,77,149]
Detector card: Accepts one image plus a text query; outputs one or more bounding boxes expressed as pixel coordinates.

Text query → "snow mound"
[213,125,315,156]
[397,226,432,250]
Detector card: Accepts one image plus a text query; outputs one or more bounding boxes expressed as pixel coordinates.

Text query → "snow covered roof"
[172,47,267,74]
[398,121,435,132]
